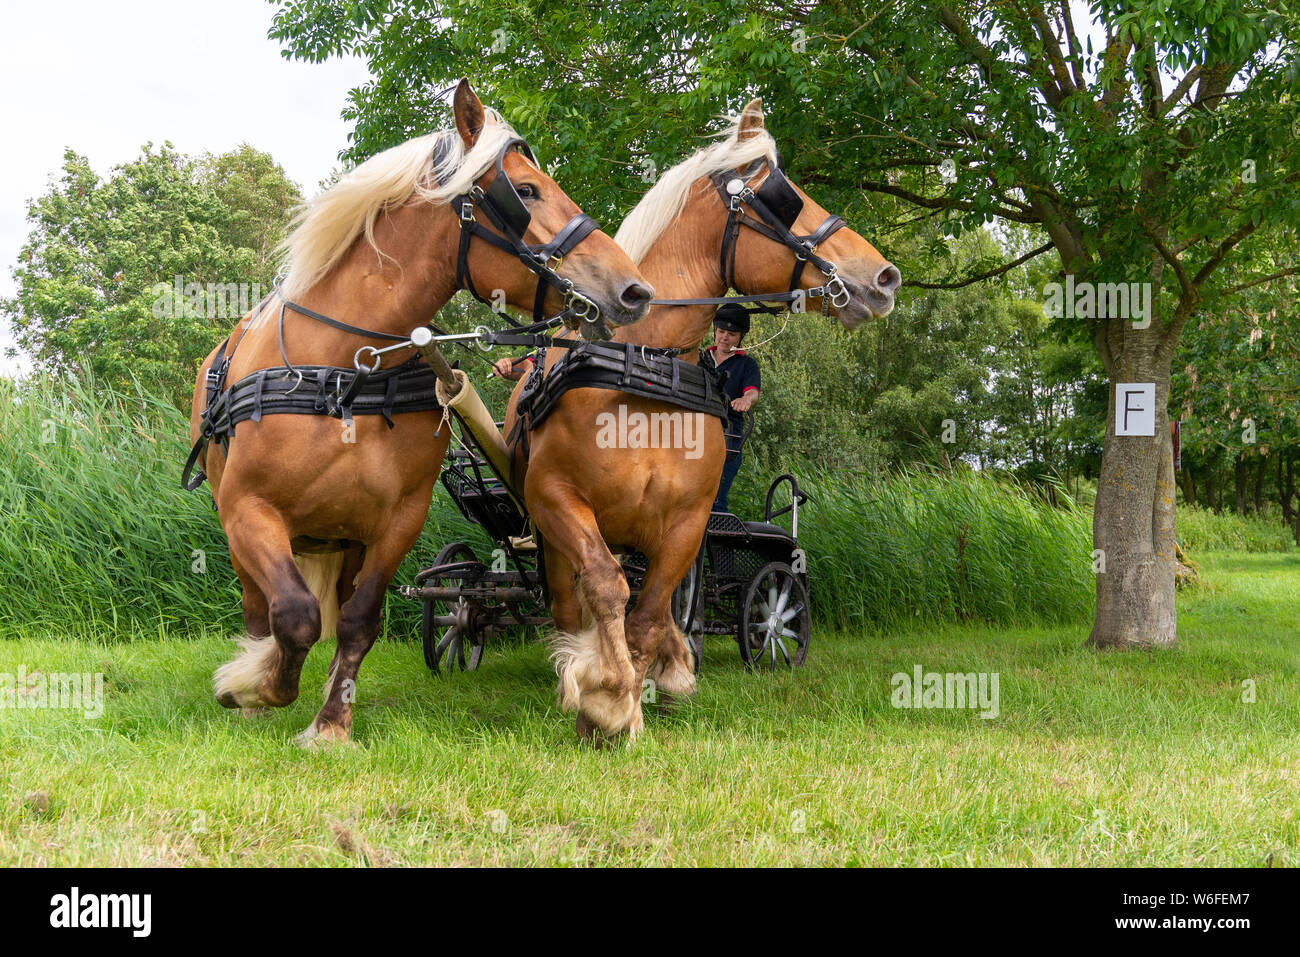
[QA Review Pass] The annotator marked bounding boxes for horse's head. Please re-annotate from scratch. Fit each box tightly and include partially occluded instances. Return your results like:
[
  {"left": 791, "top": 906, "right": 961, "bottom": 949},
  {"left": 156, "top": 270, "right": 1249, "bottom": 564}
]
[
  {"left": 453, "top": 81, "right": 654, "bottom": 338},
  {"left": 724, "top": 99, "right": 900, "bottom": 330}
]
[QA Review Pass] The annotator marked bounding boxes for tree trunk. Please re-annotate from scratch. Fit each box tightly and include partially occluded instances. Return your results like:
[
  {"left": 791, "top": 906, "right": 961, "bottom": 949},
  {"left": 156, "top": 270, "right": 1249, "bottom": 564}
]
[
  {"left": 1234, "top": 455, "right": 1249, "bottom": 515},
  {"left": 1178, "top": 464, "right": 1196, "bottom": 506},
  {"left": 1088, "top": 353, "right": 1178, "bottom": 650},
  {"left": 1252, "top": 454, "right": 1266, "bottom": 514}
]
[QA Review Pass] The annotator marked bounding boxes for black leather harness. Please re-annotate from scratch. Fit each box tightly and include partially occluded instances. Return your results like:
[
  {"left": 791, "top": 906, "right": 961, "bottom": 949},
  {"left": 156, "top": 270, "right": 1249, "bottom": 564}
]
[
  {"left": 181, "top": 345, "right": 443, "bottom": 492},
  {"left": 507, "top": 339, "right": 731, "bottom": 461},
  {"left": 648, "top": 157, "right": 852, "bottom": 315}
]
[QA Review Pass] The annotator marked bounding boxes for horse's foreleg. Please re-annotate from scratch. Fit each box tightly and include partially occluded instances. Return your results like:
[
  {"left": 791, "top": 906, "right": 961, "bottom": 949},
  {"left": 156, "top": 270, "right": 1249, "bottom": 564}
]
[
  {"left": 214, "top": 502, "right": 321, "bottom": 710},
  {"left": 532, "top": 497, "right": 639, "bottom": 741},
  {"left": 231, "top": 552, "right": 270, "bottom": 638},
  {"left": 627, "top": 513, "right": 710, "bottom": 709}
]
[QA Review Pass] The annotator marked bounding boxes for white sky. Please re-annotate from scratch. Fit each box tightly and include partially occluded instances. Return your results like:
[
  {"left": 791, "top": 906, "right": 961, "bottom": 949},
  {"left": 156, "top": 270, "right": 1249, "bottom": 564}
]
[{"left": 0, "top": 0, "right": 371, "bottom": 376}]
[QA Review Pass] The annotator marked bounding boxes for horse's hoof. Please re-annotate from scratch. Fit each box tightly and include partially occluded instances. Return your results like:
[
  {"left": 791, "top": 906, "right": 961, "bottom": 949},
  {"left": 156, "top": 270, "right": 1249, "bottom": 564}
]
[
  {"left": 295, "top": 722, "right": 351, "bottom": 749},
  {"left": 217, "top": 691, "right": 240, "bottom": 709},
  {"left": 575, "top": 711, "right": 607, "bottom": 749}
]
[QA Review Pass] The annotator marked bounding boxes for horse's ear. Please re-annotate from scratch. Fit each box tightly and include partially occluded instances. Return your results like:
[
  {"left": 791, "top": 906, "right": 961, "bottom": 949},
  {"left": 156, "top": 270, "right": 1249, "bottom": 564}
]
[
  {"left": 737, "top": 98, "right": 765, "bottom": 140},
  {"left": 453, "top": 78, "right": 486, "bottom": 148}
]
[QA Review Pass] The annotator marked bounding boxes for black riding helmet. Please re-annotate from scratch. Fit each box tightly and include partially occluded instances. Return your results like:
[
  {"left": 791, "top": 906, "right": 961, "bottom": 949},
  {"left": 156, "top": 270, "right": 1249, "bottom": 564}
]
[{"left": 713, "top": 302, "right": 751, "bottom": 335}]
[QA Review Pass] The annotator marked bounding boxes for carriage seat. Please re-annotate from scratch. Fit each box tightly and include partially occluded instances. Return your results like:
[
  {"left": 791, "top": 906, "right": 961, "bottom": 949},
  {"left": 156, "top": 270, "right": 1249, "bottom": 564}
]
[
  {"left": 706, "top": 511, "right": 791, "bottom": 539},
  {"left": 742, "top": 521, "right": 790, "bottom": 538}
]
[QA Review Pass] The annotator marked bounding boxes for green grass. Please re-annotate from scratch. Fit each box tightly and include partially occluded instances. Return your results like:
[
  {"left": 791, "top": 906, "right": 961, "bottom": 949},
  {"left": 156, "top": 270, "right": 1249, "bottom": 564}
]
[
  {"left": 1, "top": 552, "right": 1295, "bottom": 866},
  {"left": 1173, "top": 503, "right": 1298, "bottom": 553}
]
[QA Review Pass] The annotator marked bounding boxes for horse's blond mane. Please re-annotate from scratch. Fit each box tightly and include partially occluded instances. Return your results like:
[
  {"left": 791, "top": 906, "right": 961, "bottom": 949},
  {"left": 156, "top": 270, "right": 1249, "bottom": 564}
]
[
  {"left": 614, "top": 112, "right": 777, "bottom": 265},
  {"left": 278, "top": 110, "right": 521, "bottom": 298}
]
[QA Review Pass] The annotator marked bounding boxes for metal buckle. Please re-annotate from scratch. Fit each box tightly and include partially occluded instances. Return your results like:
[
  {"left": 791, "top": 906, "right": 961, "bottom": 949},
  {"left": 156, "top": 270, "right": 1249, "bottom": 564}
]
[
  {"left": 460, "top": 199, "right": 476, "bottom": 223},
  {"left": 547, "top": 252, "right": 563, "bottom": 272}
]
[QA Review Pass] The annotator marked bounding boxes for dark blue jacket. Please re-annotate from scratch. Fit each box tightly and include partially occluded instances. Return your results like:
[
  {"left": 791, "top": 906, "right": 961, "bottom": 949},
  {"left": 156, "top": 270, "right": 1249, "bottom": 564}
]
[{"left": 702, "top": 347, "right": 761, "bottom": 453}]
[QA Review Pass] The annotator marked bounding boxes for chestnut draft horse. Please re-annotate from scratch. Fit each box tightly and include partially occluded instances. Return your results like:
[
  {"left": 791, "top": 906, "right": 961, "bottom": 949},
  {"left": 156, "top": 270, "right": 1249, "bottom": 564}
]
[
  {"left": 505, "top": 99, "right": 899, "bottom": 742},
  {"left": 190, "top": 80, "right": 652, "bottom": 745}
]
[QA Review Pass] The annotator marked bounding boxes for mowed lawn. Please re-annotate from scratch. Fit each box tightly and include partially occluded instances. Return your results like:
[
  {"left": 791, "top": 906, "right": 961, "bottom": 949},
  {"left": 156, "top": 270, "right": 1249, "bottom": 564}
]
[{"left": 1, "top": 552, "right": 1296, "bottom": 867}]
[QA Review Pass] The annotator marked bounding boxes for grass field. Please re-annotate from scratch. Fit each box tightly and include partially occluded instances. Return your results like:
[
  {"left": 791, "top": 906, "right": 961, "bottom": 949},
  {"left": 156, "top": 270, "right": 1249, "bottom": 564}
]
[{"left": 1, "top": 552, "right": 1296, "bottom": 866}]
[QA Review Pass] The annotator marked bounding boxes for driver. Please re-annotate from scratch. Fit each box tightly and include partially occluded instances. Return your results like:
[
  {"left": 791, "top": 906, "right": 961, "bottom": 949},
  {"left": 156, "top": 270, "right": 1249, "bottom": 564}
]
[{"left": 701, "top": 302, "right": 761, "bottom": 513}]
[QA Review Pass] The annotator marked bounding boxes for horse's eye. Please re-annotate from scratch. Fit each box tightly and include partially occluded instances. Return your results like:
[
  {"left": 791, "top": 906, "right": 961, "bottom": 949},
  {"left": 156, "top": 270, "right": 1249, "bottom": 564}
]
[{"left": 517, "top": 184, "right": 538, "bottom": 200}]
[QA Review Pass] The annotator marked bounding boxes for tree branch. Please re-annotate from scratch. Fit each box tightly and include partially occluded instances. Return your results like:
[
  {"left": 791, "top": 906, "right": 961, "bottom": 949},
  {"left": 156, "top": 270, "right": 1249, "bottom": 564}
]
[
  {"left": 1159, "top": 65, "right": 1203, "bottom": 117},
  {"left": 859, "top": 180, "right": 1042, "bottom": 224},
  {"left": 904, "top": 241, "right": 1053, "bottom": 289},
  {"left": 1141, "top": 217, "right": 1193, "bottom": 299},
  {"left": 1223, "top": 266, "right": 1300, "bottom": 295}
]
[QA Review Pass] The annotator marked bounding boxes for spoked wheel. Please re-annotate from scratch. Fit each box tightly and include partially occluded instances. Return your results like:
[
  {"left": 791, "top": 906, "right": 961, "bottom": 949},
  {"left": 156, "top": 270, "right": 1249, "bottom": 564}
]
[
  {"left": 421, "top": 543, "right": 488, "bottom": 674},
  {"left": 738, "top": 562, "right": 810, "bottom": 670},
  {"left": 430, "top": 598, "right": 485, "bottom": 673}
]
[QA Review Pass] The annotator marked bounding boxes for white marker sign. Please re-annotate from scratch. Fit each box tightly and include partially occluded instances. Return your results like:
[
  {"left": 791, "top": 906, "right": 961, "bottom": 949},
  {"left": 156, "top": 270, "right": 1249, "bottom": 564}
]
[{"left": 1115, "top": 383, "right": 1156, "bottom": 436}]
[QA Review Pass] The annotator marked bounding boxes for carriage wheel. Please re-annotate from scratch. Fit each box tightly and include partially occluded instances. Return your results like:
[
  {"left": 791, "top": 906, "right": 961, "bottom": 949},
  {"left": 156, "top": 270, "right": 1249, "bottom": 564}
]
[
  {"left": 738, "top": 562, "right": 810, "bottom": 670},
  {"left": 421, "top": 543, "right": 488, "bottom": 674}
]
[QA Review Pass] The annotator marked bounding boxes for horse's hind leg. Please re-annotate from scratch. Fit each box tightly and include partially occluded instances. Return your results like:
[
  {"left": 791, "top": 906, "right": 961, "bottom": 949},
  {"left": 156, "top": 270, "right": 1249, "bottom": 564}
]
[
  {"left": 296, "top": 525, "right": 420, "bottom": 746},
  {"left": 214, "top": 502, "right": 322, "bottom": 710}
]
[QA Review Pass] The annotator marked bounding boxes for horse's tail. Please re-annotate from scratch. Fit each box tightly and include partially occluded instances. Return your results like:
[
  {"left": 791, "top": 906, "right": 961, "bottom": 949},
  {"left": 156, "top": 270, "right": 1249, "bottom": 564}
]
[{"left": 296, "top": 552, "right": 345, "bottom": 641}]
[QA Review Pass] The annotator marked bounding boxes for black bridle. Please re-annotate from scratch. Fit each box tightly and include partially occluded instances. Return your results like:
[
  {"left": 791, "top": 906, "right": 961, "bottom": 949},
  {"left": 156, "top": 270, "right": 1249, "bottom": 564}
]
[
  {"left": 649, "top": 157, "right": 853, "bottom": 315},
  {"left": 449, "top": 137, "right": 604, "bottom": 328},
  {"left": 272, "top": 135, "right": 610, "bottom": 360}
]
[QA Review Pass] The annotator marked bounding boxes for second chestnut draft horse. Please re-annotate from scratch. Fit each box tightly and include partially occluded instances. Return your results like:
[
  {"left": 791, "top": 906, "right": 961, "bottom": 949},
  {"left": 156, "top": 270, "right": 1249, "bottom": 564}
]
[
  {"left": 189, "top": 80, "right": 652, "bottom": 745},
  {"left": 505, "top": 99, "right": 900, "bottom": 742}
]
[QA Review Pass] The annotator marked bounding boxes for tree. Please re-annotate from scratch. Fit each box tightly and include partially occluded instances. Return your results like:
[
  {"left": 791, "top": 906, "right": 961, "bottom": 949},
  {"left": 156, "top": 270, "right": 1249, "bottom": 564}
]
[
  {"left": 1172, "top": 224, "right": 1300, "bottom": 536},
  {"left": 269, "top": 0, "right": 1300, "bottom": 647},
  {"left": 3, "top": 143, "right": 300, "bottom": 408}
]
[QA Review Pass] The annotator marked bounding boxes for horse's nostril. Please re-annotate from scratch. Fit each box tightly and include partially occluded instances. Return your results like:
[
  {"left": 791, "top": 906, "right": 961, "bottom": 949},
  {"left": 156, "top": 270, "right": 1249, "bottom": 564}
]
[
  {"left": 875, "top": 264, "right": 901, "bottom": 293},
  {"left": 620, "top": 281, "right": 654, "bottom": 309}
]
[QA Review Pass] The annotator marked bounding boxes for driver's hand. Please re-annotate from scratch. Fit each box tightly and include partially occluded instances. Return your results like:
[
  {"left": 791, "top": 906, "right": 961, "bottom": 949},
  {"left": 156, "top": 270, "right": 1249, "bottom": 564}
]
[{"left": 493, "top": 357, "right": 516, "bottom": 379}]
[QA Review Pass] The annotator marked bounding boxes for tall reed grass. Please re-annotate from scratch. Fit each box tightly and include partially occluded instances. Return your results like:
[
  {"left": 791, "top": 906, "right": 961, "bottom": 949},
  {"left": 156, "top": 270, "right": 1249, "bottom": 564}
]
[
  {"left": 728, "top": 464, "right": 1096, "bottom": 629},
  {"left": 0, "top": 375, "right": 479, "bottom": 638},
  {"left": 4, "top": 375, "right": 1286, "bottom": 640}
]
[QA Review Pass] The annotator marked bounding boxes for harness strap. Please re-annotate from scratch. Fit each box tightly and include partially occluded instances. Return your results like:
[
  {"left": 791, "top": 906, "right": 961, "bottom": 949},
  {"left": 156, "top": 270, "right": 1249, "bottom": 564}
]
[{"left": 280, "top": 293, "right": 410, "bottom": 343}]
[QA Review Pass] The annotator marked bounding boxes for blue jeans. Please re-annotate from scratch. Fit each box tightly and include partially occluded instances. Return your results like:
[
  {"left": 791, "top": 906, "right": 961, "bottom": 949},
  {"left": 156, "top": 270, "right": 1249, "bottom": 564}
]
[{"left": 713, "top": 451, "right": 742, "bottom": 513}]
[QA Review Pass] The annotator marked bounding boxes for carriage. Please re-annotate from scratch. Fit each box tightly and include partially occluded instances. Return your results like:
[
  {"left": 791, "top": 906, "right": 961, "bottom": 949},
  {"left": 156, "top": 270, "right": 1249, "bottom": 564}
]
[{"left": 398, "top": 410, "right": 812, "bottom": 675}]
